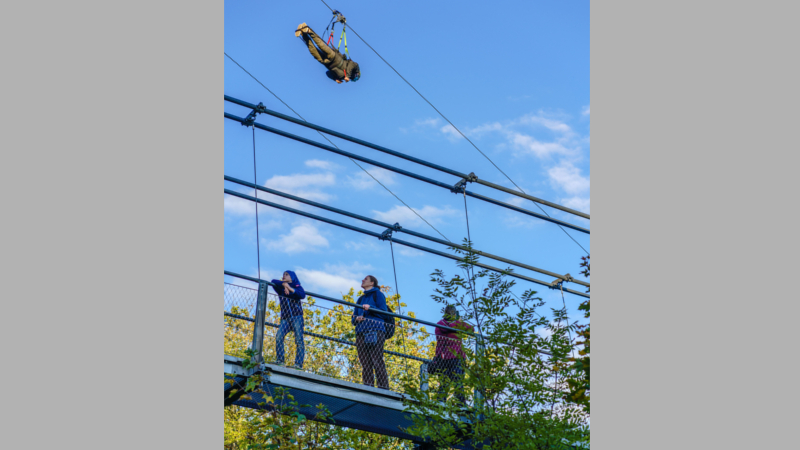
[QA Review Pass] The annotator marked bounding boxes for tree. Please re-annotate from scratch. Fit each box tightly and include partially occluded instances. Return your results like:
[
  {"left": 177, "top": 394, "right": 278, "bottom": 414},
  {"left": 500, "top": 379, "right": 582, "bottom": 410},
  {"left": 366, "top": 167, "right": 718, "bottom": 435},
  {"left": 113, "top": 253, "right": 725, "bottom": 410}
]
[
  {"left": 399, "top": 240, "right": 590, "bottom": 449},
  {"left": 565, "top": 256, "right": 589, "bottom": 414}
]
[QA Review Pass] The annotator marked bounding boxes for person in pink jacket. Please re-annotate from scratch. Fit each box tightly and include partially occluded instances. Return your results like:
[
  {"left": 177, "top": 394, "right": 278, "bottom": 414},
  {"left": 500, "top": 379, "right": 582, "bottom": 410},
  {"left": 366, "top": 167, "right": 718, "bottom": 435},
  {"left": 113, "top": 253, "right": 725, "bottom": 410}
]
[{"left": 432, "top": 305, "right": 474, "bottom": 405}]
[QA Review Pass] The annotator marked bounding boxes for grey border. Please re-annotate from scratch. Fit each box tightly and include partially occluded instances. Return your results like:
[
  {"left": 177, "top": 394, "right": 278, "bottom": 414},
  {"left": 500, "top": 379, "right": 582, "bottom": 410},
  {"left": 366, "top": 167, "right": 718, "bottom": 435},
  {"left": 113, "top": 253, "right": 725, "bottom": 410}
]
[
  {"left": 3, "top": 1, "right": 220, "bottom": 448},
  {"left": 594, "top": 1, "right": 797, "bottom": 449}
]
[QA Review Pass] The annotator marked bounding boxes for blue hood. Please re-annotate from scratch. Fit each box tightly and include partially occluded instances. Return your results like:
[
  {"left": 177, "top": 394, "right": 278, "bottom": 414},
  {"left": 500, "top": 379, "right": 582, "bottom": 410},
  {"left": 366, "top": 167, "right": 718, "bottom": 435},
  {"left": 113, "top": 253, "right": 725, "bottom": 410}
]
[{"left": 285, "top": 270, "right": 301, "bottom": 286}]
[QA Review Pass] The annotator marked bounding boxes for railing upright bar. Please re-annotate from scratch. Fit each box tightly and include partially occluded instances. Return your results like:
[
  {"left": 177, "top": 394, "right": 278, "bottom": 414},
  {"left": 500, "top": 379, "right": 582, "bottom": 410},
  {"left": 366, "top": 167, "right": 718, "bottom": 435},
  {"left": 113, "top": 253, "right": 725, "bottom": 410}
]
[{"left": 250, "top": 280, "right": 268, "bottom": 364}]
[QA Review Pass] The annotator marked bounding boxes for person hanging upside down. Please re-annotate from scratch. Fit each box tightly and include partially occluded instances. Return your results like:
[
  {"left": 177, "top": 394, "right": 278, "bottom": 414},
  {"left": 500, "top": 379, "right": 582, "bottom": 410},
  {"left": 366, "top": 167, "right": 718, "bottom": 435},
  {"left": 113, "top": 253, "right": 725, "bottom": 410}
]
[{"left": 295, "top": 23, "right": 360, "bottom": 84}]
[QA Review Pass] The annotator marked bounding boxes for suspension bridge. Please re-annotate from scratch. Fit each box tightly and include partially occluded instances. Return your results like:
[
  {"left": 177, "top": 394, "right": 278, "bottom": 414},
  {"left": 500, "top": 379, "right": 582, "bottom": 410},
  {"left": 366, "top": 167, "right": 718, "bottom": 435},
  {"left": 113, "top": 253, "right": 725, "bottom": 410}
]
[
  {"left": 225, "top": 7, "right": 588, "bottom": 448},
  {"left": 224, "top": 94, "right": 590, "bottom": 448}
]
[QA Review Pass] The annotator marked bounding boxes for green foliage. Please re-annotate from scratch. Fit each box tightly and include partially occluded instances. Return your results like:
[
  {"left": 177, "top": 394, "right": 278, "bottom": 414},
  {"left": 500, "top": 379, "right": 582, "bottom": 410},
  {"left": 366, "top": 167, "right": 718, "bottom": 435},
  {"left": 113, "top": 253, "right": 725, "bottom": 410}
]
[
  {"left": 225, "top": 352, "right": 337, "bottom": 449},
  {"left": 399, "top": 240, "right": 590, "bottom": 449},
  {"left": 565, "top": 256, "right": 590, "bottom": 414},
  {"left": 225, "top": 288, "right": 422, "bottom": 449},
  {"left": 224, "top": 250, "right": 590, "bottom": 449}
]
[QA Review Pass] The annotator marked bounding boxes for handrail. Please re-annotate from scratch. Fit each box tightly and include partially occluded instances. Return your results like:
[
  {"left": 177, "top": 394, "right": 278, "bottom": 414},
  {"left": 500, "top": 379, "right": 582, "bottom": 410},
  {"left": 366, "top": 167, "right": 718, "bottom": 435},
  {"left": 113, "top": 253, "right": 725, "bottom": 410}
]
[
  {"left": 225, "top": 175, "right": 588, "bottom": 288},
  {"left": 224, "top": 112, "right": 589, "bottom": 235},
  {"left": 223, "top": 190, "right": 589, "bottom": 299},
  {"left": 224, "top": 270, "right": 555, "bottom": 358},
  {"left": 225, "top": 95, "right": 589, "bottom": 220},
  {"left": 224, "top": 311, "right": 433, "bottom": 363},
  {"left": 225, "top": 270, "right": 476, "bottom": 336}
]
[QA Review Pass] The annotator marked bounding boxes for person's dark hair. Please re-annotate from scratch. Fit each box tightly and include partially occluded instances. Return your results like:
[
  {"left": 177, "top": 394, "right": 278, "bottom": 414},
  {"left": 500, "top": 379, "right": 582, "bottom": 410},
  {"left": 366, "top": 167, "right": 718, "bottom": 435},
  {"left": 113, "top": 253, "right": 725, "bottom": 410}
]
[
  {"left": 444, "top": 305, "right": 458, "bottom": 319},
  {"left": 366, "top": 275, "right": 379, "bottom": 288}
]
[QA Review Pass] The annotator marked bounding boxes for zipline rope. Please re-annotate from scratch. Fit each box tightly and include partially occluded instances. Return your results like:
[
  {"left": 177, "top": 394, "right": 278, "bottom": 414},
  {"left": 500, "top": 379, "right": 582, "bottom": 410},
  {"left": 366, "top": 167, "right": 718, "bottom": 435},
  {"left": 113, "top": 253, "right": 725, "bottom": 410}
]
[
  {"left": 316, "top": 0, "right": 588, "bottom": 256},
  {"left": 224, "top": 52, "right": 453, "bottom": 245}
]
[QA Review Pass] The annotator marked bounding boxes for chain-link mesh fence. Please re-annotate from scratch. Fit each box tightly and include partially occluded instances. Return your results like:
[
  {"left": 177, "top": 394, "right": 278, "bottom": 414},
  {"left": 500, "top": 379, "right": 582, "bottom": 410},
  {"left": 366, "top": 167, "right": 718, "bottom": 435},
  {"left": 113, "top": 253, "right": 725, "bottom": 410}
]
[{"left": 224, "top": 282, "right": 476, "bottom": 403}]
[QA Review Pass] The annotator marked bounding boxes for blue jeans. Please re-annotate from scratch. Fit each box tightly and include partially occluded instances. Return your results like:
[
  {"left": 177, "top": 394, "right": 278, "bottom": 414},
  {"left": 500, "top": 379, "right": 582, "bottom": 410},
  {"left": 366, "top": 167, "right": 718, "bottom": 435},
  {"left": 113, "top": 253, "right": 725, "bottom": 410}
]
[{"left": 275, "top": 315, "right": 305, "bottom": 368}]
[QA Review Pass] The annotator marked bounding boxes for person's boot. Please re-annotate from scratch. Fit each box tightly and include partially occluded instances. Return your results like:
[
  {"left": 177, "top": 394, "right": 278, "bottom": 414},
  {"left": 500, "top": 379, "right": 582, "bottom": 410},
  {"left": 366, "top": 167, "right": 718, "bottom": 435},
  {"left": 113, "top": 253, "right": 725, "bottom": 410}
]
[{"left": 295, "top": 22, "right": 309, "bottom": 37}]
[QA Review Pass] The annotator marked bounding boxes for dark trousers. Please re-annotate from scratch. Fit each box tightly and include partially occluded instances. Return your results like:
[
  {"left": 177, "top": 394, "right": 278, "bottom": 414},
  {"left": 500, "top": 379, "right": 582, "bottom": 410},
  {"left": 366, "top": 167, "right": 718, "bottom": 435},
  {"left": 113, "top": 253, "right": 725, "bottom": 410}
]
[
  {"left": 436, "top": 358, "right": 466, "bottom": 405},
  {"left": 302, "top": 28, "right": 336, "bottom": 65},
  {"left": 356, "top": 331, "right": 389, "bottom": 389}
]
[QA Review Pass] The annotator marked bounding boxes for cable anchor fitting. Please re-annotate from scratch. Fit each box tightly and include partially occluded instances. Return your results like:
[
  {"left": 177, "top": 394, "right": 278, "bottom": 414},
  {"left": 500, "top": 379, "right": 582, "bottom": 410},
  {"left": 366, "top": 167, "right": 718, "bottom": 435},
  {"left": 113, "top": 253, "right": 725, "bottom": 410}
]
[
  {"left": 379, "top": 222, "right": 402, "bottom": 241},
  {"left": 549, "top": 273, "right": 573, "bottom": 290},
  {"left": 450, "top": 172, "right": 478, "bottom": 194},
  {"left": 332, "top": 10, "right": 346, "bottom": 24},
  {"left": 242, "top": 102, "right": 267, "bottom": 127}
]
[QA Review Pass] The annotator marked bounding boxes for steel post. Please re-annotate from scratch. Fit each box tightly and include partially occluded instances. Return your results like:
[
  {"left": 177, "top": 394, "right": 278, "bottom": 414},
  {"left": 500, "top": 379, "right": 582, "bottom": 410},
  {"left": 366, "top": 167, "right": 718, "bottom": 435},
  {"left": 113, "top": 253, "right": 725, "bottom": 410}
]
[{"left": 250, "top": 280, "right": 268, "bottom": 364}]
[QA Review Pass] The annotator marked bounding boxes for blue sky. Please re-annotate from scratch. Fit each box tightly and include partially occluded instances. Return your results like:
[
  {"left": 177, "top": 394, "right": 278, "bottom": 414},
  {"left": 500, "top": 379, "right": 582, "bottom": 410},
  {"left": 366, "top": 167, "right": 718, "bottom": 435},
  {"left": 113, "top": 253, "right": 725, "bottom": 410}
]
[{"left": 224, "top": 0, "right": 590, "bottom": 329}]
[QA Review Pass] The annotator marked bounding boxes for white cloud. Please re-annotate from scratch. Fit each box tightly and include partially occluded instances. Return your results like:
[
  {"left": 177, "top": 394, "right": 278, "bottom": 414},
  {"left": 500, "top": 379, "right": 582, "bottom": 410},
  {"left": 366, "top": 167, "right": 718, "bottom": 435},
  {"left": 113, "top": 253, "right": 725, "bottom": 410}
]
[
  {"left": 502, "top": 213, "right": 546, "bottom": 229},
  {"left": 295, "top": 262, "right": 375, "bottom": 296},
  {"left": 416, "top": 117, "right": 440, "bottom": 127},
  {"left": 509, "top": 132, "right": 573, "bottom": 159},
  {"left": 547, "top": 161, "right": 590, "bottom": 195},
  {"left": 344, "top": 239, "right": 380, "bottom": 252},
  {"left": 582, "top": 105, "right": 590, "bottom": 116},
  {"left": 561, "top": 196, "right": 590, "bottom": 214},
  {"left": 295, "top": 269, "right": 358, "bottom": 296},
  {"left": 347, "top": 167, "right": 397, "bottom": 190},
  {"left": 265, "top": 223, "right": 329, "bottom": 254},
  {"left": 465, "top": 122, "right": 503, "bottom": 138},
  {"left": 517, "top": 114, "right": 572, "bottom": 134},
  {"left": 304, "top": 159, "right": 339, "bottom": 170},
  {"left": 401, "top": 117, "right": 442, "bottom": 134},
  {"left": 266, "top": 172, "right": 335, "bottom": 192},
  {"left": 440, "top": 124, "right": 462, "bottom": 142},
  {"left": 506, "top": 196, "right": 527, "bottom": 207},
  {"left": 398, "top": 247, "right": 425, "bottom": 257},
  {"left": 264, "top": 172, "right": 336, "bottom": 202},
  {"left": 224, "top": 190, "right": 256, "bottom": 216},
  {"left": 372, "top": 204, "right": 458, "bottom": 227}
]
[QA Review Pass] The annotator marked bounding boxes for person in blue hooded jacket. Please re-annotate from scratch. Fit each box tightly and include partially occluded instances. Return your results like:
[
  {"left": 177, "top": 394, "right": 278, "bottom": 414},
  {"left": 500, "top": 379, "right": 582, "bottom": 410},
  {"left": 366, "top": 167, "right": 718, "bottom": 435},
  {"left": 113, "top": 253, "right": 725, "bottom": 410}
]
[
  {"left": 351, "top": 275, "right": 389, "bottom": 389},
  {"left": 270, "top": 270, "right": 306, "bottom": 368}
]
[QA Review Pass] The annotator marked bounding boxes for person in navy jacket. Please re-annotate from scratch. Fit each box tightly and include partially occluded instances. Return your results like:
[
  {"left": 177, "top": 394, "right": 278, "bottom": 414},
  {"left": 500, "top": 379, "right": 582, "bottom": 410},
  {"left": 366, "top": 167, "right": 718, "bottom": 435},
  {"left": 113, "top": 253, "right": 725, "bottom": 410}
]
[
  {"left": 270, "top": 270, "right": 306, "bottom": 368},
  {"left": 351, "top": 275, "right": 389, "bottom": 389}
]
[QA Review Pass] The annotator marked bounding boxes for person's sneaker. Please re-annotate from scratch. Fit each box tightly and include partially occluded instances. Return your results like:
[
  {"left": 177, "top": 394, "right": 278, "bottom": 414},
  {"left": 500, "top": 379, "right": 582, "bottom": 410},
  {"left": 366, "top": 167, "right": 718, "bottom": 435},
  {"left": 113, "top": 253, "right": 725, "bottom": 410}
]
[{"left": 295, "top": 23, "right": 310, "bottom": 37}]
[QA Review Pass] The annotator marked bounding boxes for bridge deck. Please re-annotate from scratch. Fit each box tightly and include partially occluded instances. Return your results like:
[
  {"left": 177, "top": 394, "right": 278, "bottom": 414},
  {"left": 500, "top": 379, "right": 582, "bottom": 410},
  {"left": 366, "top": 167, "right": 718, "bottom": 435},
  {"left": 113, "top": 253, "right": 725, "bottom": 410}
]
[{"left": 224, "top": 355, "right": 476, "bottom": 448}]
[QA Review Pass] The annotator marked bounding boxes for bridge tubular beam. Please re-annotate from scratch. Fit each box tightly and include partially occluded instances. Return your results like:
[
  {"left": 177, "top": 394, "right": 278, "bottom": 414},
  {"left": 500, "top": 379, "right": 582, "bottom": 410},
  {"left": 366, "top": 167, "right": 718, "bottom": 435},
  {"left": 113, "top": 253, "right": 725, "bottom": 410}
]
[
  {"left": 224, "top": 175, "right": 588, "bottom": 288},
  {"left": 224, "top": 95, "right": 589, "bottom": 220},
  {"left": 224, "top": 112, "right": 589, "bottom": 235},
  {"left": 223, "top": 189, "right": 589, "bottom": 299}
]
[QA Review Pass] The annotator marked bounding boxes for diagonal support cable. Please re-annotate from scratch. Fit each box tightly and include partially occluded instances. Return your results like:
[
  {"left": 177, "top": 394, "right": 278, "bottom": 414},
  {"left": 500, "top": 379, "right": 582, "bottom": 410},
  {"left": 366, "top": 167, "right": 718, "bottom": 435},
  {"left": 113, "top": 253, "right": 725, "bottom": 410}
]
[
  {"left": 223, "top": 188, "right": 589, "bottom": 299},
  {"left": 224, "top": 53, "right": 453, "bottom": 243},
  {"left": 224, "top": 113, "right": 589, "bottom": 235},
  {"left": 225, "top": 175, "right": 588, "bottom": 288},
  {"left": 314, "top": 0, "right": 590, "bottom": 255}
]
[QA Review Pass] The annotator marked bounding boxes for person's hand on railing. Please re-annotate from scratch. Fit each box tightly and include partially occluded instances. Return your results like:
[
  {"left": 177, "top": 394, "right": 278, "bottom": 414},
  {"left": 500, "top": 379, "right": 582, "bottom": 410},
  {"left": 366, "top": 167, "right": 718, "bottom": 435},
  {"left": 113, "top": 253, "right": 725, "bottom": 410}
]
[{"left": 355, "top": 304, "right": 370, "bottom": 322}]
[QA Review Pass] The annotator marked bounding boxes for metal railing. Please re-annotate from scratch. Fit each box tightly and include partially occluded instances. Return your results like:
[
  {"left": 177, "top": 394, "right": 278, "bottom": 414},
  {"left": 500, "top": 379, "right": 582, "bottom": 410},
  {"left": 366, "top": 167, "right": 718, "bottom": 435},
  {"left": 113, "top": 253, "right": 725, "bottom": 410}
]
[{"left": 224, "top": 277, "right": 477, "bottom": 401}]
